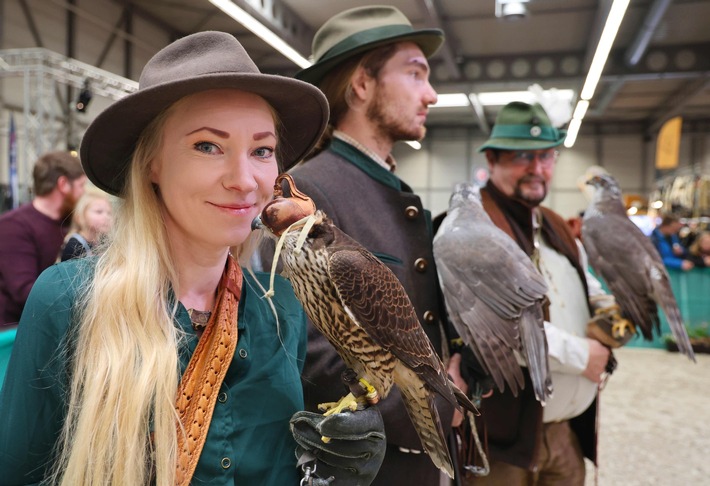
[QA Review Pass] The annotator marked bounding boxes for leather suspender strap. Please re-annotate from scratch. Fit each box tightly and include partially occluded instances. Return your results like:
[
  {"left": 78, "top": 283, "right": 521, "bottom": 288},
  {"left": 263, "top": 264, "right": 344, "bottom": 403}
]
[{"left": 175, "top": 255, "right": 243, "bottom": 485}]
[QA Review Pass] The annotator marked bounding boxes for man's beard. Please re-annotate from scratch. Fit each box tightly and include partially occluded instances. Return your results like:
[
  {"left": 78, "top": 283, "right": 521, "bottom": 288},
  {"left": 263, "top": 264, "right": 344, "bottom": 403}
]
[
  {"left": 513, "top": 175, "right": 547, "bottom": 207},
  {"left": 59, "top": 192, "right": 79, "bottom": 220},
  {"left": 366, "top": 87, "right": 425, "bottom": 142}
]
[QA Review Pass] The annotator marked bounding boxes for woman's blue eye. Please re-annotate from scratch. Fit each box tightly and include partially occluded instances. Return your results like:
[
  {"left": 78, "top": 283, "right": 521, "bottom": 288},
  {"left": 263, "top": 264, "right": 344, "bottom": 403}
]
[
  {"left": 194, "top": 141, "right": 219, "bottom": 154},
  {"left": 253, "top": 147, "right": 274, "bottom": 159}
]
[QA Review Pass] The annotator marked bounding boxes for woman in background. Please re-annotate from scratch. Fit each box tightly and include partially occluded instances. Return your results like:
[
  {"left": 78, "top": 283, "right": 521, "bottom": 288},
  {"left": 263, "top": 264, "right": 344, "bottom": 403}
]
[{"left": 60, "top": 188, "right": 113, "bottom": 261}]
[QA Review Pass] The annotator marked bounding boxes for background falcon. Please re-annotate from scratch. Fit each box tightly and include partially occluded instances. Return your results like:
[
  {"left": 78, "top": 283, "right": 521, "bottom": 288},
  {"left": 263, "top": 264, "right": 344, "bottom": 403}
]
[
  {"left": 582, "top": 174, "right": 695, "bottom": 361},
  {"left": 253, "top": 175, "right": 476, "bottom": 479},
  {"left": 433, "top": 183, "right": 553, "bottom": 404}
]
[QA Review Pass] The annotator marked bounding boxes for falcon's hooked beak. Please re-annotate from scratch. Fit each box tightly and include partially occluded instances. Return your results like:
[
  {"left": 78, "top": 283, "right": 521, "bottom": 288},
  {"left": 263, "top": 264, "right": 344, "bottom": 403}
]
[{"left": 253, "top": 174, "right": 316, "bottom": 236}]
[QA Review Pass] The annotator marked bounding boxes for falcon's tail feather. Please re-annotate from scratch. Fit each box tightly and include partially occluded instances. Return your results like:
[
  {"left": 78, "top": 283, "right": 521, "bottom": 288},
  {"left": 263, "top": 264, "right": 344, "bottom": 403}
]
[
  {"left": 452, "top": 381, "right": 479, "bottom": 415},
  {"left": 396, "top": 366, "right": 455, "bottom": 478},
  {"left": 654, "top": 273, "right": 696, "bottom": 361}
]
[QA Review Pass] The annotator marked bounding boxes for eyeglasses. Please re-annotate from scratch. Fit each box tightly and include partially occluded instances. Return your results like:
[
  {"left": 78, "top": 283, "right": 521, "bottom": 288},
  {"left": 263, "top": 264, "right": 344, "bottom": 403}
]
[{"left": 504, "top": 150, "right": 559, "bottom": 168}]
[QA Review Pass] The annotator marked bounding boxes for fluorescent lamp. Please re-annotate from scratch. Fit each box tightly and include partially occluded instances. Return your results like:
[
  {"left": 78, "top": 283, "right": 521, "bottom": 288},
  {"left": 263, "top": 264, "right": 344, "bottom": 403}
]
[
  {"left": 405, "top": 140, "right": 422, "bottom": 150},
  {"left": 564, "top": 118, "right": 582, "bottom": 148},
  {"left": 209, "top": 0, "right": 312, "bottom": 68},
  {"left": 580, "top": 0, "right": 630, "bottom": 100},
  {"left": 572, "top": 100, "right": 589, "bottom": 120},
  {"left": 432, "top": 89, "right": 575, "bottom": 108},
  {"left": 432, "top": 93, "right": 470, "bottom": 108}
]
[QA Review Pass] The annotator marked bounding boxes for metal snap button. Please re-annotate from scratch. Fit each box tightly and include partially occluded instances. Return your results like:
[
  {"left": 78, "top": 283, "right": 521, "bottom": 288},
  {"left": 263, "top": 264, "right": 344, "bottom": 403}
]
[
  {"left": 405, "top": 206, "right": 419, "bottom": 219},
  {"left": 218, "top": 392, "right": 228, "bottom": 403},
  {"left": 414, "top": 258, "right": 428, "bottom": 272},
  {"left": 221, "top": 457, "right": 231, "bottom": 469},
  {"left": 239, "top": 348, "right": 248, "bottom": 359}
]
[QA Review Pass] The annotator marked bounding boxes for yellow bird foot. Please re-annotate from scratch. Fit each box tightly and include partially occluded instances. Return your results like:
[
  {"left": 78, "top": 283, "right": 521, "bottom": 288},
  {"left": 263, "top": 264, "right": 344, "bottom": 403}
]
[
  {"left": 318, "top": 392, "right": 359, "bottom": 416},
  {"left": 611, "top": 316, "right": 636, "bottom": 338}
]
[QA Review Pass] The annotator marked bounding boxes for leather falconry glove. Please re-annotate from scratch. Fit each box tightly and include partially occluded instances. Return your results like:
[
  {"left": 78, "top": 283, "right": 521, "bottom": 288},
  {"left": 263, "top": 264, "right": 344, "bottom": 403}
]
[
  {"left": 290, "top": 407, "right": 386, "bottom": 486},
  {"left": 586, "top": 303, "right": 636, "bottom": 349}
]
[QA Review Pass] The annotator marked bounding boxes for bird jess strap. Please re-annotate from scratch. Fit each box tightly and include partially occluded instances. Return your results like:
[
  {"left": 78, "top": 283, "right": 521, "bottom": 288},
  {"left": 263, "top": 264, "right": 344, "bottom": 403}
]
[{"left": 174, "top": 255, "right": 242, "bottom": 486}]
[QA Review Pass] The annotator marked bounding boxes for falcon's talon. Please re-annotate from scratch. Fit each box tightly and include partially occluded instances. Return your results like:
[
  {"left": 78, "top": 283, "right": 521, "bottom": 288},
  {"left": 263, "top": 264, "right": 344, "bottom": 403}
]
[
  {"left": 611, "top": 318, "right": 636, "bottom": 338},
  {"left": 318, "top": 393, "right": 359, "bottom": 416}
]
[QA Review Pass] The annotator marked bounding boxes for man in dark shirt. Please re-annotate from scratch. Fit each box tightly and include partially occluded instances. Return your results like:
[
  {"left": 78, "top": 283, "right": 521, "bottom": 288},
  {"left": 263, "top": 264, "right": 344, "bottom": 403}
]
[{"left": 0, "top": 151, "right": 86, "bottom": 326}]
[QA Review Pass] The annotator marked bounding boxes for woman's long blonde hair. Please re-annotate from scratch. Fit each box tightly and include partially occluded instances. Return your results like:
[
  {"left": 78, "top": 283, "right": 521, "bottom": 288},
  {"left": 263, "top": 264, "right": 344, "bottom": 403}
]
[{"left": 54, "top": 106, "right": 182, "bottom": 486}]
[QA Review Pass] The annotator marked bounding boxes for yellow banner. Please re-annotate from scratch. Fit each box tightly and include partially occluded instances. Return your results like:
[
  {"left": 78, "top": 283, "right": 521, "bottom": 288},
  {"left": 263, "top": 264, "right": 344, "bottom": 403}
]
[{"left": 655, "top": 116, "right": 682, "bottom": 169}]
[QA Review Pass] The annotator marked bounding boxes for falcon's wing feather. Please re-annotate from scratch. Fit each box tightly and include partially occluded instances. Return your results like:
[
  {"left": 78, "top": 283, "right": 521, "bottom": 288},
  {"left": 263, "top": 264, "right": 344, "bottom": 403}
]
[
  {"left": 436, "top": 260, "right": 525, "bottom": 395},
  {"left": 435, "top": 212, "right": 547, "bottom": 320},
  {"left": 518, "top": 305, "right": 552, "bottom": 404},
  {"left": 325, "top": 237, "right": 457, "bottom": 406}
]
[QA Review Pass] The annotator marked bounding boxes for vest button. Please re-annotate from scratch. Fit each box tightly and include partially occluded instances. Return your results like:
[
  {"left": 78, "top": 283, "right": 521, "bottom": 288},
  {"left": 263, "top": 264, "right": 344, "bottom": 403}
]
[
  {"left": 414, "top": 258, "right": 428, "bottom": 272},
  {"left": 423, "top": 310, "right": 435, "bottom": 323},
  {"left": 218, "top": 392, "right": 228, "bottom": 403},
  {"left": 239, "top": 348, "right": 248, "bottom": 359},
  {"left": 405, "top": 206, "right": 419, "bottom": 219},
  {"left": 221, "top": 457, "right": 231, "bottom": 469}
]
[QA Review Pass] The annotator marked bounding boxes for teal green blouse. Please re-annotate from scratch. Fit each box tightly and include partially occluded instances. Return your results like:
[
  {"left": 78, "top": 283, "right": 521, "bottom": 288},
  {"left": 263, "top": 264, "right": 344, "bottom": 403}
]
[{"left": 0, "top": 258, "right": 307, "bottom": 485}]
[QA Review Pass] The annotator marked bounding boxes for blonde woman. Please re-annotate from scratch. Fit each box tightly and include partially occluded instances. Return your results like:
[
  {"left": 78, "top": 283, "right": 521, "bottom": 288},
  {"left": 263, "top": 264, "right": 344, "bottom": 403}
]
[
  {"left": 60, "top": 188, "right": 113, "bottom": 261},
  {"left": 0, "top": 32, "right": 384, "bottom": 486}
]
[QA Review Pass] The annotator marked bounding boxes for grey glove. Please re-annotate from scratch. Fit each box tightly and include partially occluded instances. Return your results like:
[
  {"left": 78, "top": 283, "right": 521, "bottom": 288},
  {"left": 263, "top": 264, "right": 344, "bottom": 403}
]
[{"left": 290, "top": 407, "right": 386, "bottom": 486}]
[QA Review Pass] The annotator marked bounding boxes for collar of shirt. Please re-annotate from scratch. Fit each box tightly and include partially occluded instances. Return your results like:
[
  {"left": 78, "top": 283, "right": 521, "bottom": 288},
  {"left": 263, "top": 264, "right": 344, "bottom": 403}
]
[{"left": 333, "top": 130, "right": 397, "bottom": 172}]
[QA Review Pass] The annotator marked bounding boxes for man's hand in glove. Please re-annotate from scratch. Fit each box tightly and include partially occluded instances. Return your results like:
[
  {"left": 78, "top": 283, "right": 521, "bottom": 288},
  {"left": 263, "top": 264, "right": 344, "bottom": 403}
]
[{"left": 290, "top": 407, "right": 386, "bottom": 486}]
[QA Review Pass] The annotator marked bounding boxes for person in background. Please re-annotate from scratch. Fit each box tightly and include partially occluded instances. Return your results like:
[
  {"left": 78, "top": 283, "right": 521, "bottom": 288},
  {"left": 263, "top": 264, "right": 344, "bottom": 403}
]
[
  {"left": 283, "top": 5, "right": 461, "bottom": 485},
  {"left": 474, "top": 101, "right": 618, "bottom": 485},
  {"left": 0, "top": 31, "right": 385, "bottom": 486},
  {"left": 60, "top": 188, "right": 113, "bottom": 261},
  {"left": 0, "top": 151, "right": 86, "bottom": 326},
  {"left": 650, "top": 214, "right": 694, "bottom": 271},
  {"left": 687, "top": 230, "right": 710, "bottom": 267}
]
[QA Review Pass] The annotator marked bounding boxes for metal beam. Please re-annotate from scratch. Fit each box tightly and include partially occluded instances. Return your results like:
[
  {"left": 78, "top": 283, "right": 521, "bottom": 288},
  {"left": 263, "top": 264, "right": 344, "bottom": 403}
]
[
  {"left": 95, "top": 9, "right": 130, "bottom": 69},
  {"left": 416, "top": 0, "right": 461, "bottom": 80},
  {"left": 646, "top": 77, "right": 710, "bottom": 134},
  {"left": 18, "top": 0, "right": 44, "bottom": 47},
  {"left": 624, "top": 0, "right": 672, "bottom": 67},
  {"left": 46, "top": 0, "right": 157, "bottom": 54},
  {"left": 227, "top": 0, "right": 314, "bottom": 56}
]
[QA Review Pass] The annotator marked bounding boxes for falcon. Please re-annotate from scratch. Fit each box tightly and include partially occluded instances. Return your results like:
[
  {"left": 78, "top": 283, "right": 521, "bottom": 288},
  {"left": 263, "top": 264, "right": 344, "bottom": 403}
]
[
  {"left": 433, "top": 182, "right": 553, "bottom": 404},
  {"left": 252, "top": 174, "right": 477, "bottom": 479},
  {"left": 582, "top": 174, "right": 695, "bottom": 361}
]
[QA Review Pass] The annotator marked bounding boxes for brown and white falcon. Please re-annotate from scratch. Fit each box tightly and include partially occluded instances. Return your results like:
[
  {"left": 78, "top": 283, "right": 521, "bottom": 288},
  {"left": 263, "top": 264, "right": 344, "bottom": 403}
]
[
  {"left": 582, "top": 174, "right": 695, "bottom": 361},
  {"left": 433, "top": 182, "right": 552, "bottom": 404},
  {"left": 252, "top": 174, "right": 477, "bottom": 479}
]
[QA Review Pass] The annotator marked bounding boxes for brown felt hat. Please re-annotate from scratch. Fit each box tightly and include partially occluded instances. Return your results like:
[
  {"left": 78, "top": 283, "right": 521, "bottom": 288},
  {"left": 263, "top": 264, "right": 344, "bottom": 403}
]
[
  {"left": 80, "top": 31, "right": 329, "bottom": 197},
  {"left": 296, "top": 5, "right": 444, "bottom": 86}
]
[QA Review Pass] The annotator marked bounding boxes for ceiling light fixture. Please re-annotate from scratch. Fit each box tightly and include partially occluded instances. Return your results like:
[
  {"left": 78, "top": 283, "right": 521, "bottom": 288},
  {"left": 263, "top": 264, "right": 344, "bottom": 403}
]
[
  {"left": 495, "top": 0, "right": 530, "bottom": 21},
  {"left": 209, "top": 0, "right": 311, "bottom": 68},
  {"left": 432, "top": 89, "right": 575, "bottom": 108},
  {"left": 566, "top": 0, "right": 630, "bottom": 147}
]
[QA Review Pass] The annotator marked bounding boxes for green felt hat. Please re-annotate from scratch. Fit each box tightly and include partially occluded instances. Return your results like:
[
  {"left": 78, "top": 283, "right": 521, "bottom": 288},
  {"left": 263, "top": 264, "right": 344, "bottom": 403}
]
[
  {"left": 296, "top": 5, "right": 444, "bottom": 86},
  {"left": 478, "top": 101, "right": 567, "bottom": 152}
]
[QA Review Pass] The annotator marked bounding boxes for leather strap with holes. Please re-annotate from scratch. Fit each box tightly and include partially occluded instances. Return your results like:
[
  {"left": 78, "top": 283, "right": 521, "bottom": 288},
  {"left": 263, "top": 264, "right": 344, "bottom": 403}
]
[{"left": 174, "top": 255, "right": 242, "bottom": 486}]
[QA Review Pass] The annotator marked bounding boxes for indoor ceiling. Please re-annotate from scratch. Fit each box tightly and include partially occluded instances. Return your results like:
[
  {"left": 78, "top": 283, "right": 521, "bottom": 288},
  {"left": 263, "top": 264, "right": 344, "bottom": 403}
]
[{"left": 109, "top": 0, "right": 710, "bottom": 137}]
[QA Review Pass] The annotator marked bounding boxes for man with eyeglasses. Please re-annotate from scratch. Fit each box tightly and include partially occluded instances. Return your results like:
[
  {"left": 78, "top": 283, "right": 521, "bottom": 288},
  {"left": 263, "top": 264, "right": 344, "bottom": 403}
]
[{"left": 471, "top": 101, "right": 618, "bottom": 485}]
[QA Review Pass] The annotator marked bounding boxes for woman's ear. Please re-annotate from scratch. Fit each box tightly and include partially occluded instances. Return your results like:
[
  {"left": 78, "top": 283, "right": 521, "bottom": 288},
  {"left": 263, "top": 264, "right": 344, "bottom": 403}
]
[{"left": 148, "top": 157, "right": 160, "bottom": 184}]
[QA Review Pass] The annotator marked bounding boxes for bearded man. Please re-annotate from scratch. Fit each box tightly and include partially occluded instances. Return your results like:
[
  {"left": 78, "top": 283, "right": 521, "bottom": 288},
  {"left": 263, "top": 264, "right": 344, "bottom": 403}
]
[
  {"left": 474, "top": 101, "right": 615, "bottom": 485},
  {"left": 0, "top": 151, "right": 86, "bottom": 326},
  {"left": 283, "top": 6, "right": 463, "bottom": 485}
]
